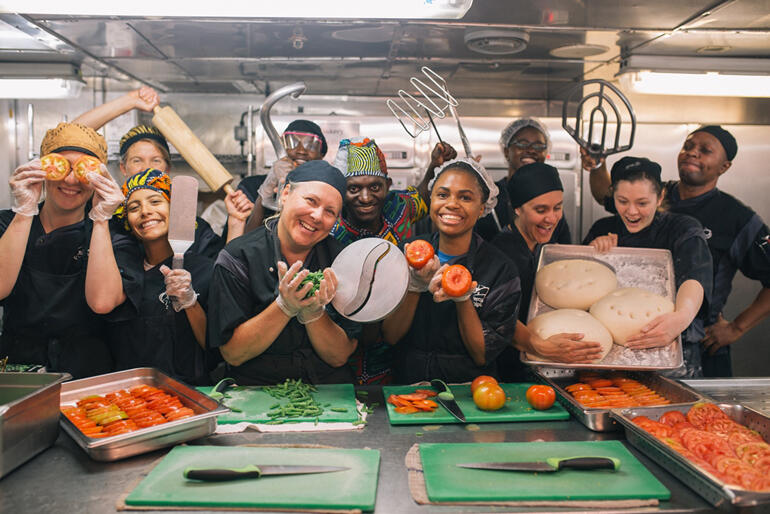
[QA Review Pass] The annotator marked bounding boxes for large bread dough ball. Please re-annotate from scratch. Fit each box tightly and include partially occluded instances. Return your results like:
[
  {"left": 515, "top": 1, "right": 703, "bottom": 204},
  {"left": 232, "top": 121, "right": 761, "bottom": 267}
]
[
  {"left": 535, "top": 259, "right": 617, "bottom": 310},
  {"left": 590, "top": 287, "right": 675, "bottom": 345},
  {"left": 526, "top": 309, "right": 614, "bottom": 363}
]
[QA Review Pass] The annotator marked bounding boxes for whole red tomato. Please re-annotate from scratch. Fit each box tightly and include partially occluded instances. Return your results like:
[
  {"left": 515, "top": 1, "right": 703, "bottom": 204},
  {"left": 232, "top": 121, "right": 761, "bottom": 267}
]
[
  {"left": 405, "top": 240, "right": 434, "bottom": 269},
  {"left": 470, "top": 375, "right": 498, "bottom": 394},
  {"left": 473, "top": 384, "right": 506, "bottom": 411},
  {"left": 441, "top": 264, "right": 472, "bottom": 297},
  {"left": 526, "top": 385, "right": 556, "bottom": 410}
]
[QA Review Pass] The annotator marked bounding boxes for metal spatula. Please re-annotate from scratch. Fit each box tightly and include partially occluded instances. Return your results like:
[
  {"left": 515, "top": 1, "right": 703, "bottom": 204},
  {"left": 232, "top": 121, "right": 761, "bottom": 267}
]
[{"left": 168, "top": 175, "right": 199, "bottom": 269}]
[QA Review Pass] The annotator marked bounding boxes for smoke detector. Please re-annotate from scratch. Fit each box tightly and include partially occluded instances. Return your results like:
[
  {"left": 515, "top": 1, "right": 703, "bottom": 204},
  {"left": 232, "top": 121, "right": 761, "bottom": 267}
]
[{"left": 464, "top": 29, "right": 529, "bottom": 55}]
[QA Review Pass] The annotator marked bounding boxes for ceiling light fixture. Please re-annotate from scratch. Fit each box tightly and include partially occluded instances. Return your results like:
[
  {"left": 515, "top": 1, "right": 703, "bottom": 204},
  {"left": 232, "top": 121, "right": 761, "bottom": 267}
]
[
  {"left": 0, "top": 62, "right": 85, "bottom": 99},
  {"left": 1, "top": 0, "right": 473, "bottom": 19},
  {"left": 617, "top": 55, "right": 770, "bottom": 97}
]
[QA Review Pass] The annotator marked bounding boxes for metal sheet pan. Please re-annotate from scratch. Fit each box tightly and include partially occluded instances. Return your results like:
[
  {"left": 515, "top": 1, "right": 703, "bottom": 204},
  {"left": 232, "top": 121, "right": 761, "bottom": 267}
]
[
  {"left": 59, "top": 368, "right": 227, "bottom": 462},
  {"left": 682, "top": 378, "right": 770, "bottom": 416},
  {"left": 611, "top": 403, "right": 770, "bottom": 507},
  {"left": 523, "top": 244, "right": 683, "bottom": 370},
  {"left": 534, "top": 367, "right": 701, "bottom": 432}
]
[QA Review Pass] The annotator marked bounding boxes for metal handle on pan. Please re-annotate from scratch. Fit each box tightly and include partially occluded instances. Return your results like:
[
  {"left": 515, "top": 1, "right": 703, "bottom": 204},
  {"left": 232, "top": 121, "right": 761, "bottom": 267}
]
[
  {"left": 561, "top": 79, "right": 637, "bottom": 164},
  {"left": 258, "top": 81, "right": 307, "bottom": 160}
]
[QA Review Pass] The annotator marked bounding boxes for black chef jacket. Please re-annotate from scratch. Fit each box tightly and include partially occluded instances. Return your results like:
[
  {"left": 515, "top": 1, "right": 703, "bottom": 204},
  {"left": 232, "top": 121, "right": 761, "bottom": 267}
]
[
  {"left": 584, "top": 211, "right": 713, "bottom": 377},
  {"left": 392, "top": 232, "right": 521, "bottom": 384},
  {"left": 110, "top": 215, "right": 222, "bottom": 260},
  {"left": 105, "top": 235, "right": 215, "bottom": 385},
  {"left": 0, "top": 207, "right": 112, "bottom": 378},
  {"left": 475, "top": 177, "right": 572, "bottom": 243},
  {"left": 207, "top": 220, "right": 361, "bottom": 385},
  {"left": 603, "top": 182, "right": 770, "bottom": 376}
]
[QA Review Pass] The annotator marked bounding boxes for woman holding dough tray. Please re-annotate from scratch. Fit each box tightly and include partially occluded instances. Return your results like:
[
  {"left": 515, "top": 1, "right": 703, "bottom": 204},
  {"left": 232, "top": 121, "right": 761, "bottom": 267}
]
[{"left": 584, "top": 156, "right": 713, "bottom": 377}]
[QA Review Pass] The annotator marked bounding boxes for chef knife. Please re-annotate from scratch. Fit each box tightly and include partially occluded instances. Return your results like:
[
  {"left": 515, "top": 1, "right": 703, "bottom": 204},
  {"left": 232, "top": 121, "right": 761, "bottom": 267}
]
[
  {"left": 183, "top": 464, "right": 349, "bottom": 482},
  {"left": 457, "top": 456, "right": 621, "bottom": 473},
  {"left": 168, "top": 175, "right": 199, "bottom": 270},
  {"left": 430, "top": 379, "right": 466, "bottom": 423}
]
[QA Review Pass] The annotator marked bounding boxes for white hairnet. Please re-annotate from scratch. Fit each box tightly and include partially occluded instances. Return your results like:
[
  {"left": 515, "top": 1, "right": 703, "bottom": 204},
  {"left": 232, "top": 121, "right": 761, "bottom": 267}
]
[
  {"left": 499, "top": 117, "right": 551, "bottom": 153},
  {"left": 429, "top": 157, "right": 498, "bottom": 216}
]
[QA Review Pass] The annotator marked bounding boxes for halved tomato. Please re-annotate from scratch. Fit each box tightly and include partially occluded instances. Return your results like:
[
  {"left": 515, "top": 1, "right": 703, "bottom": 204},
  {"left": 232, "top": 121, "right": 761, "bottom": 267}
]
[
  {"left": 72, "top": 155, "right": 103, "bottom": 184},
  {"left": 441, "top": 264, "right": 472, "bottom": 297},
  {"left": 404, "top": 240, "right": 434, "bottom": 269},
  {"left": 41, "top": 153, "right": 70, "bottom": 180}
]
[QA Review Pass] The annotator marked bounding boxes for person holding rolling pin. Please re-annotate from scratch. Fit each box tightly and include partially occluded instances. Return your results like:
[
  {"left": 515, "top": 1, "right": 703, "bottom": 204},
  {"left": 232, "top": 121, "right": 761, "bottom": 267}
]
[
  {"left": 582, "top": 126, "right": 770, "bottom": 377},
  {"left": 72, "top": 87, "right": 254, "bottom": 255},
  {"left": 207, "top": 161, "right": 360, "bottom": 385},
  {"left": 0, "top": 123, "right": 116, "bottom": 377}
]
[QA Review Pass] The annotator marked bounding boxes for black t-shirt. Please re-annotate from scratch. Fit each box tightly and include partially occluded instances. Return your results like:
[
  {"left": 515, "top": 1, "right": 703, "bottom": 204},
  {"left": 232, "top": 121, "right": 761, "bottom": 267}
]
[
  {"left": 207, "top": 220, "right": 361, "bottom": 385},
  {"left": 105, "top": 235, "right": 215, "bottom": 385},
  {"left": 475, "top": 177, "right": 572, "bottom": 244},
  {"left": 490, "top": 225, "right": 540, "bottom": 323},
  {"left": 392, "top": 232, "right": 521, "bottom": 384}
]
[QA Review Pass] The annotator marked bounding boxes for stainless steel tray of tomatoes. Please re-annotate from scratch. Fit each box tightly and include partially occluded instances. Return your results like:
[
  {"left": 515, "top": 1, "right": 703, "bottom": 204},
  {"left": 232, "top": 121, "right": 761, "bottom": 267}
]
[
  {"left": 534, "top": 368, "right": 702, "bottom": 432},
  {"left": 611, "top": 402, "right": 770, "bottom": 507},
  {"left": 59, "top": 368, "right": 228, "bottom": 461}
]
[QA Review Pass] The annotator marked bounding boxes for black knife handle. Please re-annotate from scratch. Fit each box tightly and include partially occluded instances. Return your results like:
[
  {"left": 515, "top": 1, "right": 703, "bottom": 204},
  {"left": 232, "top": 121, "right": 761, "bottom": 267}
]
[
  {"left": 184, "top": 467, "right": 261, "bottom": 481},
  {"left": 555, "top": 457, "right": 619, "bottom": 471}
]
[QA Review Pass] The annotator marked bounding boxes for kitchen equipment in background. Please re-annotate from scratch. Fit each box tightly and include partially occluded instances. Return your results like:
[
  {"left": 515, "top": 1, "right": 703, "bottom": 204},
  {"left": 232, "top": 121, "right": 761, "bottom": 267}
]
[
  {"left": 331, "top": 239, "right": 408, "bottom": 323},
  {"left": 682, "top": 378, "right": 770, "bottom": 416},
  {"left": 457, "top": 456, "right": 620, "bottom": 473},
  {"left": 59, "top": 368, "right": 227, "bottom": 461},
  {"left": 383, "top": 383, "right": 569, "bottom": 425},
  {"left": 0, "top": 372, "right": 70, "bottom": 478},
  {"left": 151, "top": 105, "right": 235, "bottom": 194},
  {"left": 420, "top": 440, "right": 669, "bottom": 502},
  {"left": 562, "top": 79, "right": 636, "bottom": 166},
  {"left": 124, "top": 445, "right": 380, "bottom": 511}
]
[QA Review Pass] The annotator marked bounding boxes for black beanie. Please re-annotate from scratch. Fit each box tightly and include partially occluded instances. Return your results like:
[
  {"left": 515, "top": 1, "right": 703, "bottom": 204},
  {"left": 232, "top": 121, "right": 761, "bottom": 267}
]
[
  {"left": 690, "top": 125, "right": 737, "bottom": 161},
  {"left": 285, "top": 119, "right": 328, "bottom": 156},
  {"left": 285, "top": 160, "right": 345, "bottom": 200},
  {"left": 508, "top": 162, "right": 563, "bottom": 209},
  {"left": 610, "top": 156, "right": 662, "bottom": 186}
]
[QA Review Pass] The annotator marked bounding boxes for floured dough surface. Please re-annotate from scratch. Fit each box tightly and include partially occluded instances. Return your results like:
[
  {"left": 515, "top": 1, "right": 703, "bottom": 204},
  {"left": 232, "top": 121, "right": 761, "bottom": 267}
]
[
  {"left": 535, "top": 259, "right": 617, "bottom": 310},
  {"left": 590, "top": 287, "right": 675, "bottom": 345},
  {"left": 526, "top": 308, "right": 614, "bottom": 363}
]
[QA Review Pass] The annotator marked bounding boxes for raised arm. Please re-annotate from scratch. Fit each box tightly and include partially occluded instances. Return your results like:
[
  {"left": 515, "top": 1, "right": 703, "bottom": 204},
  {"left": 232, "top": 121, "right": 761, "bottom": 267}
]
[
  {"left": 579, "top": 147, "right": 612, "bottom": 205},
  {"left": 417, "top": 142, "right": 457, "bottom": 206},
  {"left": 73, "top": 87, "right": 159, "bottom": 130}
]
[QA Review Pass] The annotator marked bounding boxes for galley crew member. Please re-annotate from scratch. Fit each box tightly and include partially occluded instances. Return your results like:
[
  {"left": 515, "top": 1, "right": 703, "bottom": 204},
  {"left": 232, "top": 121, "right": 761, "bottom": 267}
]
[
  {"left": 73, "top": 87, "right": 254, "bottom": 251},
  {"left": 584, "top": 157, "right": 713, "bottom": 377},
  {"left": 0, "top": 123, "right": 113, "bottom": 377},
  {"left": 490, "top": 163, "right": 604, "bottom": 381},
  {"left": 382, "top": 158, "right": 520, "bottom": 384},
  {"left": 85, "top": 169, "right": 213, "bottom": 385},
  {"left": 583, "top": 126, "right": 770, "bottom": 377},
  {"left": 207, "top": 161, "right": 360, "bottom": 385},
  {"left": 475, "top": 117, "right": 571, "bottom": 243}
]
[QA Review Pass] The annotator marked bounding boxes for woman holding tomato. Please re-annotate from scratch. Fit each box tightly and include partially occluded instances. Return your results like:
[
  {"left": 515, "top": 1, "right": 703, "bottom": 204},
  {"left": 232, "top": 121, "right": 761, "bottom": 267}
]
[
  {"left": 491, "top": 163, "right": 606, "bottom": 380},
  {"left": 0, "top": 123, "right": 116, "bottom": 377},
  {"left": 85, "top": 169, "right": 215, "bottom": 384},
  {"left": 382, "top": 158, "right": 521, "bottom": 384},
  {"left": 584, "top": 157, "right": 712, "bottom": 377}
]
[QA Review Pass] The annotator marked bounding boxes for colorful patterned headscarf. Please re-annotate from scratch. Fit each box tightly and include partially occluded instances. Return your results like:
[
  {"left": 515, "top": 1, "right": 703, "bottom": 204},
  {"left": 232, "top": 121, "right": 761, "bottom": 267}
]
[
  {"left": 334, "top": 137, "right": 388, "bottom": 178},
  {"left": 114, "top": 168, "right": 171, "bottom": 219}
]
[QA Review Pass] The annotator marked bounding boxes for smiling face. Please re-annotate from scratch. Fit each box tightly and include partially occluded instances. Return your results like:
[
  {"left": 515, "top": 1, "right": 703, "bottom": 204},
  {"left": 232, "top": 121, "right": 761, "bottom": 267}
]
[
  {"left": 44, "top": 150, "right": 94, "bottom": 213},
  {"left": 613, "top": 179, "right": 662, "bottom": 233},
  {"left": 344, "top": 175, "right": 391, "bottom": 229},
  {"left": 504, "top": 126, "right": 548, "bottom": 174},
  {"left": 120, "top": 140, "right": 170, "bottom": 177},
  {"left": 430, "top": 168, "right": 485, "bottom": 239},
  {"left": 125, "top": 188, "right": 170, "bottom": 242},
  {"left": 677, "top": 131, "right": 731, "bottom": 189},
  {"left": 278, "top": 181, "right": 342, "bottom": 251},
  {"left": 514, "top": 190, "right": 563, "bottom": 247}
]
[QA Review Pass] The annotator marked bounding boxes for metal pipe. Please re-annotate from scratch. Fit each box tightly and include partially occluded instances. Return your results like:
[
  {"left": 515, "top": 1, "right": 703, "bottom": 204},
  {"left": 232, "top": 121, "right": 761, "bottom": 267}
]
[
  {"left": 258, "top": 82, "right": 306, "bottom": 160},
  {"left": 246, "top": 104, "right": 253, "bottom": 176},
  {"left": 27, "top": 103, "right": 34, "bottom": 161}
]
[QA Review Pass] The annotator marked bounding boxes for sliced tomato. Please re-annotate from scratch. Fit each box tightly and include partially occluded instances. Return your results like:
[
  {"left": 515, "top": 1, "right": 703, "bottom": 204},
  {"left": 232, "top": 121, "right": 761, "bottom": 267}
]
[
  {"left": 414, "top": 389, "right": 438, "bottom": 397},
  {"left": 41, "top": 153, "right": 70, "bottom": 180},
  {"left": 687, "top": 402, "right": 729, "bottom": 428},
  {"left": 395, "top": 393, "right": 428, "bottom": 401},
  {"left": 72, "top": 155, "right": 102, "bottom": 184},
  {"left": 659, "top": 411, "right": 687, "bottom": 427},
  {"left": 395, "top": 405, "right": 419, "bottom": 414}
]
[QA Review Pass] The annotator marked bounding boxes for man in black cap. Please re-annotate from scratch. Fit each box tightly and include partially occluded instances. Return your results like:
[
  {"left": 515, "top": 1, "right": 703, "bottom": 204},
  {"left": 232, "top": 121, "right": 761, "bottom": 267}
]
[
  {"left": 583, "top": 126, "right": 770, "bottom": 377},
  {"left": 207, "top": 161, "right": 360, "bottom": 385}
]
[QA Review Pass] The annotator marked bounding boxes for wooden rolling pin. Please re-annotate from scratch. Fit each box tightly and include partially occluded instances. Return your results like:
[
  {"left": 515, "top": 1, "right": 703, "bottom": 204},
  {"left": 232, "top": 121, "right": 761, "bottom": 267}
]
[{"left": 152, "top": 105, "right": 235, "bottom": 195}]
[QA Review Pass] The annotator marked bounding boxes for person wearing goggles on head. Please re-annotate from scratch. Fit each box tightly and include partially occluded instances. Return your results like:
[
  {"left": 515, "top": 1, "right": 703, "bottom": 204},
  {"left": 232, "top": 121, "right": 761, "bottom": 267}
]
[
  {"left": 72, "top": 87, "right": 254, "bottom": 255},
  {"left": 582, "top": 126, "right": 770, "bottom": 378},
  {"left": 240, "top": 120, "right": 329, "bottom": 233},
  {"left": 0, "top": 123, "right": 115, "bottom": 378},
  {"left": 475, "top": 118, "right": 572, "bottom": 245}
]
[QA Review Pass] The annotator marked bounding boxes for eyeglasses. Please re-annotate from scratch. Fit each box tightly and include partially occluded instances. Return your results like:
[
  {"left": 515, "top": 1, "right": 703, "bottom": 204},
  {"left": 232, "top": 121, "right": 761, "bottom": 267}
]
[
  {"left": 283, "top": 131, "right": 322, "bottom": 153},
  {"left": 510, "top": 139, "right": 547, "bottom": 152}
]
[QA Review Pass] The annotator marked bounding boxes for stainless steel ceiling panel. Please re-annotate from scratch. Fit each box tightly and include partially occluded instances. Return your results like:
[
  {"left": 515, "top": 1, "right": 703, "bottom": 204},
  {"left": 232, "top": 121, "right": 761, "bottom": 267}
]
[
  {"left": 103, "top": 58, "right": 188, "bottom": 81},
  {"left": 37, "top": 19, "right": 165, "bottom": 59},
  {"left": 628, "top": 30, "right": 770, "bottom": 56}
]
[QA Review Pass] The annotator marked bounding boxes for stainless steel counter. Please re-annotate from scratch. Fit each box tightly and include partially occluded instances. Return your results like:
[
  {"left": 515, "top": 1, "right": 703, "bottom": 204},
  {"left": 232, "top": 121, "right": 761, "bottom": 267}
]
[{"left": 0, "top": 386, "right": 746, "bottom": 513}]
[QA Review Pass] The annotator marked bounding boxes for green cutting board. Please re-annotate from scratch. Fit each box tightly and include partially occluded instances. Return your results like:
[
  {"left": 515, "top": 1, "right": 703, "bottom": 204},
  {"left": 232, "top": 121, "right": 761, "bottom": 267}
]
[
  {"left": 420, "top": 441, "right": 671, "bottom": 502},
  {"left": 383, "top": 383, "right": 569, "bottom": 424},
  {"left": 420, "top": 440, "right": 670, "bottom": 502},
  {"left": 197, "top": 384, "right": 358, "bottom": 424},
  {"left": 125, "top": 445, "right": 380, "bottom": 511}
]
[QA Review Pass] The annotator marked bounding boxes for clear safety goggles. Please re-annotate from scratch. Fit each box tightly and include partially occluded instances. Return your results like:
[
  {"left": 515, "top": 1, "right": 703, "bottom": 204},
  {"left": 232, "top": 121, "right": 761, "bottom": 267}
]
[
  {"left": 283, "top": 131, "right": 322, "bottom": 153},
  {"left": 510, "top": 139, "right": 547, "bottom": 152}
]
